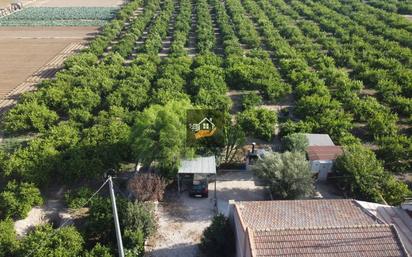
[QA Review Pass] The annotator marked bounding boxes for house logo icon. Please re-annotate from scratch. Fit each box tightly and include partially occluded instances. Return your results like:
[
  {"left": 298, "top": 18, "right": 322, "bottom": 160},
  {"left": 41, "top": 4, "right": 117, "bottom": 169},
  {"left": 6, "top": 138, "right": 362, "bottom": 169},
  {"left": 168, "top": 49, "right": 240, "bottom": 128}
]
[{"left": 189, "top": 117, "right": 217, "bottom": 139}]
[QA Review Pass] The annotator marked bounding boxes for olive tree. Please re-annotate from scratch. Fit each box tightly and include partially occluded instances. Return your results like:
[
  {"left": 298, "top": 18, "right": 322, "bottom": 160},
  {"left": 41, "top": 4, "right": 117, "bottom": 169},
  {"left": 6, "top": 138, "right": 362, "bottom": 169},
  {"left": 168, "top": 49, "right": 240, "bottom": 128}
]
[
  {"left": 253, "top": 152, "right": 314, "bottom": 199},
  {"left": 282, "top": 133, "right": 309, "bottom": 152}
]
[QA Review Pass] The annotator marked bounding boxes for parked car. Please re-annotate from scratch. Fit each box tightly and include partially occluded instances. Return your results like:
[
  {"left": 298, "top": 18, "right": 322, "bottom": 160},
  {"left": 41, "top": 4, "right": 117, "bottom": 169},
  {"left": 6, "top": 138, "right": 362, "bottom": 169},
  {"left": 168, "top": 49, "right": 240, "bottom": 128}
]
[{"left": 189, "top": 179, "right": 208, "bottom": 198}]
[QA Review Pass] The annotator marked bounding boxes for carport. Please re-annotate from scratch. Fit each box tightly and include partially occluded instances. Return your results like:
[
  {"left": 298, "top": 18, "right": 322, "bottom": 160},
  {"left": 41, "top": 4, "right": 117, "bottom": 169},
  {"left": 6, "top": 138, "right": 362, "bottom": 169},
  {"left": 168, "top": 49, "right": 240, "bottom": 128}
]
[{"left": 177, "top": 156, "right": 217, "bottom": 198}]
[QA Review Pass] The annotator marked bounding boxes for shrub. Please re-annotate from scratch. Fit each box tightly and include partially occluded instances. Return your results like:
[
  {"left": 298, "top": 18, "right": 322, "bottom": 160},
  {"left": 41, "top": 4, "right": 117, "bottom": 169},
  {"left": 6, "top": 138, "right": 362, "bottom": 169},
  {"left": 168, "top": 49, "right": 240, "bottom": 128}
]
[
  {"left": 0, "top": 180, "right": 43, "bottom": 220},
  {"left": 282, "top": 133, "right": 309, "bottom": 152},
  {"left": 122, "top": 201, "right": 156, "bottom": 238},
  {"left": 64, "top": 187, "right": 94, "bottom": 209},
  {"left": 18, "top": 224, "right": 84, "bottom": 257},
  {"left": 253, "top": 152, "right": 314, "bottom": 199},
  {"left": 200, "top": 214, "right": 235, "bottom": 257},
  {"left": 0, "top": 219, "right": 18, "bottom": 257},
  {"left": 241, "top": 92, "right": 262, "bottom": 110},
  {"left": 237, "top": 108, "right": 277, "bottom": 140},
  {"left": 335, "top": 145, "right": 411, "bottom": 205},
  {"left": 84, "top": 243, "right": 113, "bottom": 257},
  {"left": 128, "top": 173, "right": 167, "bottom": 202},
  {"left": 2, "top": 101, "right": 59, "bottom": 134}
]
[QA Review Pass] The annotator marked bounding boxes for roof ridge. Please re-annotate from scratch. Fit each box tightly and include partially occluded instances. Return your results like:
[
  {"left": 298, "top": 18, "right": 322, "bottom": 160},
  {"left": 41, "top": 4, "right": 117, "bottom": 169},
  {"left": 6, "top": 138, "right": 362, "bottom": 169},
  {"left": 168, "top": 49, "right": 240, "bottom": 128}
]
[
  {"left": 252, "top": 223, "right": 391, "bottom": 232},
  {"left": 353, "top": 200, "right": 386, "bottom": 224},
  {"left": 389, "top": 224, "right": 410, "bottom": 257},
  {"left": 237, "top": 199, "right": 355, "bottom": 205}
]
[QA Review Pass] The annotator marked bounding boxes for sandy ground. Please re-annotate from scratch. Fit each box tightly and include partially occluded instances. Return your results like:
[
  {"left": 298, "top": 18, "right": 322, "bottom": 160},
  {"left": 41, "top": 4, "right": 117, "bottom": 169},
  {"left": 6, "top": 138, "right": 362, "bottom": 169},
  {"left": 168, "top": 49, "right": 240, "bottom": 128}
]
[
  {"left": 28, "top": 0, "right": 124, "bottom": 7},
  {"left": 0, "top": 0, "right": 10, "bottom": 8},
  {"left": 0, "top": 27, "right": 97, "bottom": 99},
  {"left": 14, "top": 186, "right": 66, "bottom": 237},
  {"left": 145, "top": 171, "right": 267, "bottom": 257}
]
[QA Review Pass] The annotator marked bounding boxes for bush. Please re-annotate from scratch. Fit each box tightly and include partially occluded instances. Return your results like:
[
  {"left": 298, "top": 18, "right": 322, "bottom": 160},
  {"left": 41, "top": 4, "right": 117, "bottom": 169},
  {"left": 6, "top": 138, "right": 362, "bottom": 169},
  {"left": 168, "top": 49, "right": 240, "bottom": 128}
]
[
  {"left": 200, "top": 214, "right": 234, "bottom": 257},
  {"left": 122, "top": 201, "right": 156, "bottom": 238},
  {"left": 241, "top": 92, "right": 262, "bottom": 110},
  {"left": 18, "top": 224, "right": 84, "bottom": 257},
  {"left": 253, "top": 152, "right": 314, "bottom": 199},
  {"left": 0, "top": 219, "right": 18, "bottom": 257},
  {"left": 282, "top": 133, "right": 308, "bottom": 152},
  {"left": 335, "top": 145, "right": 411, "bottom": 205},
  {"left": 237, "top": 108, "right": 277, "bottom": 140},
  {"left": 84, "top": 243, "right": 113, "bottom": 257},
  {"left": 127, "top": 173, "right": 167, "bottom": 202},
  {"left": 0, "top": 180, "right": 43, "bottom": 220},
  {"left": 64, "top": 187, "right": 94, "bottom": 209},
  {"left": 2, "top": 101, "right": 59, "bottom": 134}
]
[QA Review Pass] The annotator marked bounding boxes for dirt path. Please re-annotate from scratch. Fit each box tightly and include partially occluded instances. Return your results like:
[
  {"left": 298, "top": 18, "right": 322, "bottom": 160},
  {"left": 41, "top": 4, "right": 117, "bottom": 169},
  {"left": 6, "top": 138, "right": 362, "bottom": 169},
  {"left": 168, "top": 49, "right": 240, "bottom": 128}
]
[
  {"left": 14, "top": 186, "right": 67, "bottom": 236},
  {"left": 145, "top": 194, "right": 214, "bottom": 257},
  {"left": 145, "top": 171, "right": 267, "bottom": 257}
]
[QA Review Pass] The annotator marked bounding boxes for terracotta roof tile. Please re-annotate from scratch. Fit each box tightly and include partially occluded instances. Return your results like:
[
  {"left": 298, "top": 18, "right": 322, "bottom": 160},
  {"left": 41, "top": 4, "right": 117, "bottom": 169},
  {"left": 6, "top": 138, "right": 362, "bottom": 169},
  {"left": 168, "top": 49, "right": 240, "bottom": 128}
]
[
  {"left": 306, "top": 146, "right": 343, "bottom": 161},
  {"left": 252, "top": 225, "right": 408, "bottom": 257},
  {"left": 236, "top": 199, "right": 378, "bottom": 231}
]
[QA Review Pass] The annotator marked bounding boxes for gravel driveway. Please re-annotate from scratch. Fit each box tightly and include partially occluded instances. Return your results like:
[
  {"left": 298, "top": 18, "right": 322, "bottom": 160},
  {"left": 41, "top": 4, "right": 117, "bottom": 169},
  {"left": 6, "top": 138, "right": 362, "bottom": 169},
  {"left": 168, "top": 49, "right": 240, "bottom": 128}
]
[{"left": 145, "top": 171, "right": 267, "bottom": 257}]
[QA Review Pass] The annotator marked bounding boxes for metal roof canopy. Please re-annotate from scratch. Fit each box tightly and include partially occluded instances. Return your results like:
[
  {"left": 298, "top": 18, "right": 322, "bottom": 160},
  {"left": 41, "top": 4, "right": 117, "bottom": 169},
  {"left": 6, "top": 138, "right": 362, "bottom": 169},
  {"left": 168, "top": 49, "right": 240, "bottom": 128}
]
[
  {"left": 304, "top": 134, "right": 335, "bottom": 146},
  {"left": 178, "top": 156, "right": 216, "bottom": 174}
]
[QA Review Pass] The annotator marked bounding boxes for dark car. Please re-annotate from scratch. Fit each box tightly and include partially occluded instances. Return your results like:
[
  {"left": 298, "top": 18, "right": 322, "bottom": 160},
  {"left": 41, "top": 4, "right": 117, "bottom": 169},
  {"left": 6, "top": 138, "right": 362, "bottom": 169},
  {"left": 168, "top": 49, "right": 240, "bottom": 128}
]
[{"left": 189, "top": 180, "right": 208, "bottom": 198}]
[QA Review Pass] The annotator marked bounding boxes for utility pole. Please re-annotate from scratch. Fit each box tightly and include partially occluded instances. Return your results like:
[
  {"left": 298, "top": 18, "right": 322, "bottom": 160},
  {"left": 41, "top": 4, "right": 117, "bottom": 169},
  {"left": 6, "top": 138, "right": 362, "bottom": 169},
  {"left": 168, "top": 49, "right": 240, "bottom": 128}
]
[{"left": 108, "top": 176, "right": 125, "bottom": 257}]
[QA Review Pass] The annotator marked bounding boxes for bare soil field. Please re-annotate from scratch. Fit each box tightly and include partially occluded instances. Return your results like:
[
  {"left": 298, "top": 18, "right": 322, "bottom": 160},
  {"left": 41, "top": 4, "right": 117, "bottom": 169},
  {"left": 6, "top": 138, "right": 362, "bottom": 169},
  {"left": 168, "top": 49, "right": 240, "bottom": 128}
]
[
  {"left": 28, "top": 0, "right": 124, "bottom": 7},
  {"left": 0, "top": 0, "right": 10, "bottom": 8},
  {"left": 0, "top": 27, "right": 97, "bottom": 100}
]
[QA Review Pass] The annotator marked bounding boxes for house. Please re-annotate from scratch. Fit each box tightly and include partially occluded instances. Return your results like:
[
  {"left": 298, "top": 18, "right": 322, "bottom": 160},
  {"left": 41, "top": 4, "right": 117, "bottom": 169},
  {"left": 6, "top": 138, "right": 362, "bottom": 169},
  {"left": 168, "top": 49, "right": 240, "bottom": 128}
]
[
  {"left": 304, "top": 134, "right": 343, "bottom": 180},
  {"left": 230, "top": 199, "right": 411, "bottom": 257}
]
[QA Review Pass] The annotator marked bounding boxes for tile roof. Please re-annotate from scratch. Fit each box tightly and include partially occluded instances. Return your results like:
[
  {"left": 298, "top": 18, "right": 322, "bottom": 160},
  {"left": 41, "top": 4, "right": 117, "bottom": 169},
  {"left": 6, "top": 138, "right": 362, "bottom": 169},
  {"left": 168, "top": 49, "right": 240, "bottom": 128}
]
[
  {"left": 236, "top": 199, "right": 378, "bottom": 231},
  {"left": 306, "top": 145, "right": 343, "bottom": 161},
  {"left": 251, "top": 224, "right": 409, "bottom": 257}
]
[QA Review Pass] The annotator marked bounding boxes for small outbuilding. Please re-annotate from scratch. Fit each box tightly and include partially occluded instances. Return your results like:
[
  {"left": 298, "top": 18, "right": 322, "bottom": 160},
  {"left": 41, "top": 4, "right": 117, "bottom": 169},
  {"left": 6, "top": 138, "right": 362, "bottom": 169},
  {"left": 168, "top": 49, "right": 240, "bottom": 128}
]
[
  {"left": 304, "top": 134, "right": 343, "bottom": 180},
  {"left": 177, "top": 156, "right": 217, "bottom": 194},
  {"left": 304, "top": 133, "right": 335, "bottom": 146}
]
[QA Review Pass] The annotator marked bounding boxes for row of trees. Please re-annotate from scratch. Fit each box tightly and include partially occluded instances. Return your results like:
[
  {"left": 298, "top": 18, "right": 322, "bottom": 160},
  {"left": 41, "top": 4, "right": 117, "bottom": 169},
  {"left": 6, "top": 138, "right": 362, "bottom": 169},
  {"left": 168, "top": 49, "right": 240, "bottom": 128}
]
[
  {"left": 169, "top": 0, "right": 192, "bottom": 56},
  {"left": 196, "top": 0, "right": 216, "bottom": 53},
  {"left": 257, "top": 0, "right": 412, "bottom": 173},
  {"left": 86, "top": 0, "right": 143, "bottom": 56},
  {"left": 289, "top": 0, "right": 412, "bottom": 116},
  {"left": 212, "top": 0, "right": 291, "bottom": 101},
  {"left": 320, "top": 0, "right": 412, "bottom": 48},
  {"left": 142, "top": 0, "right": 175, "bottom": 55},
  {"left": 113, "top": 0, "right": 161, "bottom": 58}
]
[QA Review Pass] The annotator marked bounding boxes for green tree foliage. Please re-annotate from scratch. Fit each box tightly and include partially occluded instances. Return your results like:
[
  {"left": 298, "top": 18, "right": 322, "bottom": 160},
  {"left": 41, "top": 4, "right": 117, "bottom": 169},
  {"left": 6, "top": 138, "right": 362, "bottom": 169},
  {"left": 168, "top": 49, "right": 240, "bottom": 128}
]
[
  {"left": 85, "top": 196, "right": 155, "bottom": 254},
  {"left": 2, "top": 101, "right": 59, "bottom": 134},
  {"left": 282, "top": 133, "right": 309, "bottom": 152},
  {"left": 0, "top": 219, "right": 18, "bottom": 257},
  {"left": 200, "top": 214, "right": 235, "bottom": 257},
  {"left": 376, "top": 135, "right": 412, "bottom": 173},
  {"left": 2, "top": 138, "right": 59, "bottom": 186},
  {"left": 84, "top": 243, "right": 113, "bottom": 257},
  {"left": 0, "top": 180, "right": 43, "bottom": 220},
  {"left": 253, "top": 152, "right": 314, "bottom": 199},
  {"left": 237, "top": 108, "right": 277, "bottom": 140},
  {"left": 241, "top": 92, "right": 262, "bottom": 110},
  {"left": 122, "top": 202, "right": 156, "bottom": 238},
  {"left": 64, "top": 187, "right": 93, "bottom": 209},
  {"left": 130, "top": 100, "right": 192, "bottom": 177},
  {"left": 335, "top": 145, "right": 411, "bottom": 205},
  {"left": 18, "top": 225, "right": 84, "bottom": 257},
  {"left": 222, "top": 124, "right": 246, "bottom": 164}
]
